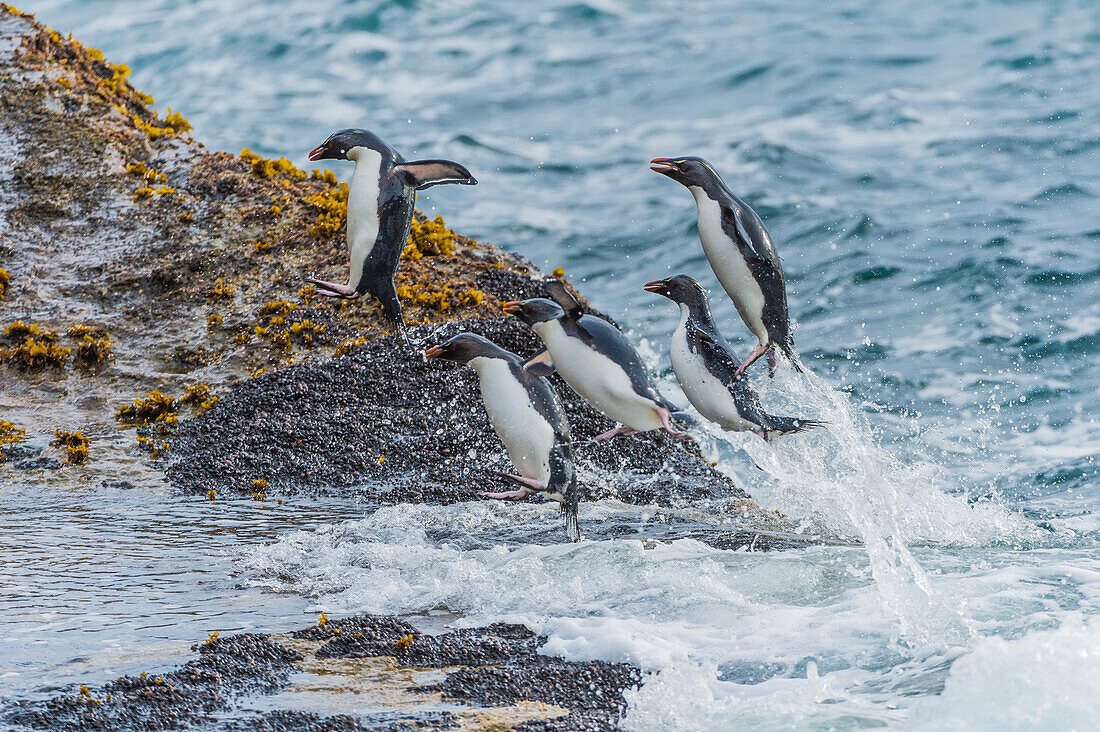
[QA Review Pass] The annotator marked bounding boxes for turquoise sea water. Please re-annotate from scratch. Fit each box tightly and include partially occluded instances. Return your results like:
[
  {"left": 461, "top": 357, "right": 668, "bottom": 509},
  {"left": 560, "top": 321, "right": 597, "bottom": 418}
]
[{"left": 6, "top": 0, "right": 1100, "bottom": 728}]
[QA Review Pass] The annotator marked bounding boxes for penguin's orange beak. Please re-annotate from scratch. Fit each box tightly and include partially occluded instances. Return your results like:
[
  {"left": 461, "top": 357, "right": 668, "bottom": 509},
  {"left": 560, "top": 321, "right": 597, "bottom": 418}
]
[
  {"left": 502, "top": 301, "right": 523, "bottom": 315},
  {"left": 650, "top": 157, "right": 678, "bottom": 174},
  {"left": 424, "top": 345, "right": 445, "bottom": 359},
  {"left": 643, "top": 279, "right": 669, "bottom": 294},
  {"left": 308, "top": 144, "right": 326, "bottom": 162}
]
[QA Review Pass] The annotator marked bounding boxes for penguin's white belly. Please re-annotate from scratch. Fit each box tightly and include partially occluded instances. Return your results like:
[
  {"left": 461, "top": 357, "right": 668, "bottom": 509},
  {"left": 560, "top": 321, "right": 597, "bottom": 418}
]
[
  {"left": 694, "top": 194, "right": 768, "bottom": 344},
  {"left": 540, "top": 323, "right": 663, "bottom": 432},
  {"left": 346, "top": 150, "right": 383, "bottom": 289},
  {"left": 670, "top": 325, "right": 757, "bottom": 433},
  {"left": 475, "top": 360, "right": 554, "bottom": 485}
]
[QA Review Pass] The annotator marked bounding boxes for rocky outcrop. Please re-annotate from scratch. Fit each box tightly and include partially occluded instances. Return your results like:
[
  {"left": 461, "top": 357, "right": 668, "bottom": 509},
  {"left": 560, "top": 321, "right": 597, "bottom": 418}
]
[
  {"left": 0, "top": 4, "right": 740, "bottom": 512},
  {"left": 5, "top": 614, "right": 641, "bottom": 731}
]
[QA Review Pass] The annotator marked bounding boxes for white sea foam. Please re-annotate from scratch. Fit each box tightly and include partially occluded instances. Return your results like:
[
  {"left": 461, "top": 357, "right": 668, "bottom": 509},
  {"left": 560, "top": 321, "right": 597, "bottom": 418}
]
[
  {"left": 241, "top": 496, "right": 1100, "bottom": 729},
  {"left": 908, "top": 616, "right": 1100, "bottom": 730}
]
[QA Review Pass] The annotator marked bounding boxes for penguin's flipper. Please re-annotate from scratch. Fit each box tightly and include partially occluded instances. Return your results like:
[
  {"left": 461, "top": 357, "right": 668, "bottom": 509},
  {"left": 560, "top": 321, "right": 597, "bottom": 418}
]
[
  {"left": 523, "top": 348, "right": 556, "bottom": 376},
  {"left": 395, "top": 160, "right": 477, "bottom": 190},
  {"left": 544, "top": 279, "right": 583, "bottom": 320}
]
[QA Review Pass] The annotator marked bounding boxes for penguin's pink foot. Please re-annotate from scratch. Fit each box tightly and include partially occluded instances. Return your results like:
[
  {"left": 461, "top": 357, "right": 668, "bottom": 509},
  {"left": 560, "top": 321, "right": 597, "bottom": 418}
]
[
  {"left": 656, "top": 407, "right": 692, "bottom": 439},
  {"left": 593, "top": 425, "right": 636, "bottom": 441},
  {"left": 306, "top": 278, "right": 359, "bottom": 299},
  {"left": 491, "top": 472, "right": 545, "bottom": 492},
  {"left": 755, "top": 430, "right": 767, "bottom": 439},
  {"left": 734, "top": 343, "right": 769, "bottom": 380},
  {"left": 479, "top": 488, "right": 533, "bottom": 500},
  {"left": 766, "top": 348, "right": 778, "bottom": 378}
]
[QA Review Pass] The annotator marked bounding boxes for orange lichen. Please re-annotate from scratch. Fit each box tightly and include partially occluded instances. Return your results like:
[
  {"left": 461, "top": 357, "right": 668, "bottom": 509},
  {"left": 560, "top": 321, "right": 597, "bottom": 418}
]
[
  {"left": 0, "top": 267, "right": 9, "bottom": 301},
  {"left": 552, "top": 267, "right": 565, "bottom": 278},
  {"left": 206, "top": 278, "right": 235, "bottom": 300},
  {"left": 239, "top": 148, "right": 306, "bottom": 180},
  {"left": 309, "top": 168, "right": 339, "bottom": 185},
  {"left": 116, "top": 390, "right": 175, "bottom": 425},
  {"left": 72, "top": 334, "right": 112, "bottom": 367},
  {"left": 304, "top": 183, "right": 349, "bottom": 238},
  {"left": 4, "top": 321, "right": 57, "bottom": 342},
  {"left": 334, "top": 337, "right": 369, "bottom": 357},
  {"left": 51, "top": 429, "right": 89, "bottom": 465},
  {"left": 133, "top": 185, "right": 174, "bottom": 201},
  {"left": 298, "top": 285, "right": 316, "bottom": 307},
  {"left": 126, "top": 160, "right": 167, "bottom": 185},
  {"left": 206, "top": 314, "right": 223, "bottom": 327},
  {"left": 0, "top": 421, "right": 26, "bottom": 446},
  {"left": 1, "top": 337, "right": 71, "bottom": 369},
  {"left": 178, "top": 383, "right": 218, "bottom": 415},
  {"left": 132, "top": 108, "right": 190, "bottom": 139},
  {"left": 288, "top": 319, "right": 325, "bottom": 343},
  {"left": 395, "top": 282, "right": 485, "bottom": 313},
  {"left": 403, "top": 215, "right": 456, "bottom": 259},
  {"left": 257, "top": 300, "right": 292, "bottom": 317},
  {"left": 396, "top": 634, "right": 414, "bottom": 649}
]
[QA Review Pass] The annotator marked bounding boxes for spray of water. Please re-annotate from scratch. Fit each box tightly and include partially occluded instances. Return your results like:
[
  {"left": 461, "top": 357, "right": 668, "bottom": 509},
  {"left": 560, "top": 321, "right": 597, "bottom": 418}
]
[{"left": 695, "top": 366, "right": 1036, "bottom": 646}]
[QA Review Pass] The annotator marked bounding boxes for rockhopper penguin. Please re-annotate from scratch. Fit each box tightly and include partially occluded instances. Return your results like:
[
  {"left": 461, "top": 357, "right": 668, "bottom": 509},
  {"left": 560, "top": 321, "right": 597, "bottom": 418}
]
[
  {"left": 424, "top": 332, "right": 580, "bottom": 542},
  {"left": 307, "top": 129, "right": 476, "bottom": 330},
  {"left": 504, "top": 280, "right": 689, "bottom": 441},
  {"left": 650, "top": 156, "right": 801, "bottom": 378},
  {"left": 644, "top": 275, "right": 821, "bottom": 439}
]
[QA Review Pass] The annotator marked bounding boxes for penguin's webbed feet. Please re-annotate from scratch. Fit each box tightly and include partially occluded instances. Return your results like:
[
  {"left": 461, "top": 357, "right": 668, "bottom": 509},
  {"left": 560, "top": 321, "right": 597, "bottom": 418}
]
[
  {"left": 656, "top": 407, "right": 693, "bottom": 440},
  {"left": 593, "top": 425, "right": 637, "bottom": 441},
  {"left": 766, "top": 348, "right": 778, "bottom": 378},
  {"left": 734, "top": 342, "right": 769, "bottom": 380},
  {"left": 305, "top": 278, "right": 360, "bottom": 299},
  {"left": 478, "top": 488, "right": 533, "bottom": 500}
]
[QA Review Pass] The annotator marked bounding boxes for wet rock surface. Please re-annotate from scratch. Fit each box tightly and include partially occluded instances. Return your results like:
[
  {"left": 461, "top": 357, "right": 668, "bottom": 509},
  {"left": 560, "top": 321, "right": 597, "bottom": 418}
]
[
  {"left": 167, "top": 267, "right": 741, "bottom": 506},
  {"left": 5, "top": 634, "right": 303, "bottom": 731},
  {"left": 4, "top": 615, "right": 640, "bottom": 731}
]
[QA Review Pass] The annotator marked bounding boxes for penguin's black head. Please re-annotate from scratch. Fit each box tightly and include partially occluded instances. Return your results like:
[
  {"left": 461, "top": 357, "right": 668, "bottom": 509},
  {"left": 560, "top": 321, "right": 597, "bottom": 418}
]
[
  {"left": 643, "top": 274, "right": 710, "bottom": 308},
  {"left": 649, "top": 156, "right": 724, "bottom": 189},
  {"left": 502, "top": 298, "right": 564, "bottom": 325},
  {"left": 308, "top": 129, "right": 396, "bottom": 163},
  {"left": 424, "top": 333, "right": 504, "bottom": 364}
]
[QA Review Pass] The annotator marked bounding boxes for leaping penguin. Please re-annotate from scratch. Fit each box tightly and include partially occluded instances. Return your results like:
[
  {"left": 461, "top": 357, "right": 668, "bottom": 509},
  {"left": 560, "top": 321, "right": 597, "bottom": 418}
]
[
  {"left": 424, "top": 332, "right": 580, "bottom": 542},
  {"left": 644, "top": 275, "right": 821, "bottom": 439},
  {"left": 504, "top": 280, "right": 689, "bottom": 441},
  {"left": 306, "top": 129, "right": 476, "bottom": 330},
  {"left": 650, "top": 156, "right": 800, "bottom": 378}
]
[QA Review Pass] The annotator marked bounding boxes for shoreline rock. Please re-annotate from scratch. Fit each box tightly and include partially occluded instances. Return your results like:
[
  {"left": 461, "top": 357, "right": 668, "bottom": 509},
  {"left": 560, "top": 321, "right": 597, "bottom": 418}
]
[{"left": 4, "top": 615, "right": 642, "bottom": 732}]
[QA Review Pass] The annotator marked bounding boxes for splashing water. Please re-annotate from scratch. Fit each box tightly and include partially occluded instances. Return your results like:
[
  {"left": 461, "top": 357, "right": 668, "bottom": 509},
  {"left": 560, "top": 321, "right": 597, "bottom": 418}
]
[{"left": 693, "top": 365, "right": 1038, "bottom": 646}]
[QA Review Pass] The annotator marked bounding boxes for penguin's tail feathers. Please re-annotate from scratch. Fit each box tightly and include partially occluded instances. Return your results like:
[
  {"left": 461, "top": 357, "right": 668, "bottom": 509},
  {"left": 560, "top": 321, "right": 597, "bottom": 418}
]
[
  {"left": 778, "top": 341, "right": 804, "bottom": 374},
  {"left": 762, "top": 416, "right": 825, "bottom": 440}
]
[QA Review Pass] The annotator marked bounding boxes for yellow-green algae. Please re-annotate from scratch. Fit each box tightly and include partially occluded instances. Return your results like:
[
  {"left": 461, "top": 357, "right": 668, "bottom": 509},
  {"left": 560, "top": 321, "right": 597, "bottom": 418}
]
[{"left": 51, "top": 429, "right": 89, "bottom": 465}]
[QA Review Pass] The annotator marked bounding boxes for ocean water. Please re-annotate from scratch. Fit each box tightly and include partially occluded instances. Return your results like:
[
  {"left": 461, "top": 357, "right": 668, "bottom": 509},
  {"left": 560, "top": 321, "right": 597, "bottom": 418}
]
[{"left": 8, "top": 0, "right": 1100, "bottom": 727}]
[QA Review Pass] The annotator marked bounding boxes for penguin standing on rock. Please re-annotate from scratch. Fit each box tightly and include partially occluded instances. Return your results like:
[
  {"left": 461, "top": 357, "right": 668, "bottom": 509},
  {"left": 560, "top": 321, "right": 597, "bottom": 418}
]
[
  {"left": 644, "top": 275, "right": 821, "bottom": 439},
  {"left": 424, "top": 333, "right": 580, "bottom": 542},
  {"left": 306, "top": 129, "right": 476, "bottom": 331},
  {"left": 504, "top": 280, "right": 689, "bottom": 442},
  {"left": 650, "top": 156, "right": 801, "bottom": 378}
]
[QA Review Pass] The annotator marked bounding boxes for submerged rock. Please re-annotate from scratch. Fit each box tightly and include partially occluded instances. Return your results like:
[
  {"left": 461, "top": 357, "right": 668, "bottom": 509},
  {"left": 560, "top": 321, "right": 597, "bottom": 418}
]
[{"left": 4, "top": 615, "right": 641, "bottom": 732}]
